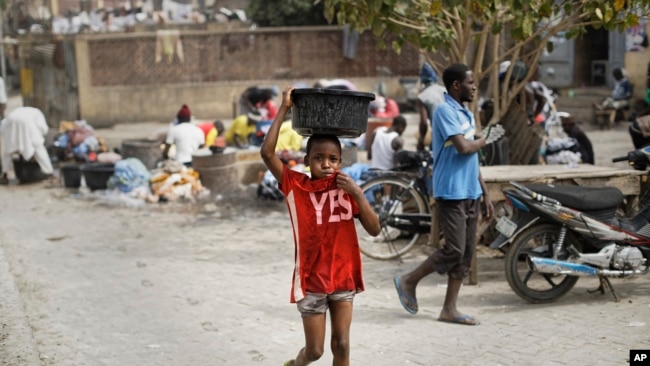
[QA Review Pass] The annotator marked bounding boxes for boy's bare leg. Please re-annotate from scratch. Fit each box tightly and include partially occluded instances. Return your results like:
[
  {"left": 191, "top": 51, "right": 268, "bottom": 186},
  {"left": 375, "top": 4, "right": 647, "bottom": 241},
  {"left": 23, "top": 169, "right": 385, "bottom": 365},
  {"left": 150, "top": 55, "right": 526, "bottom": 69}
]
[
  {"left": 329, "top": 301, "right": 353, "bottom": 366},
  {"left": 287, "top": 314, "right": 326, "bottom": 366}
]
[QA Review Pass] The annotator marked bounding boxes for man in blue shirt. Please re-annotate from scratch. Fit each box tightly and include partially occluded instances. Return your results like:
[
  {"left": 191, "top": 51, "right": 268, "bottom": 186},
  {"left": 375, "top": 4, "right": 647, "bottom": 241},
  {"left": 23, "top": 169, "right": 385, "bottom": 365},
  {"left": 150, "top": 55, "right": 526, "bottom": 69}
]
[{"left": 394, "top": 63, "right": 493, "bottom": 325}]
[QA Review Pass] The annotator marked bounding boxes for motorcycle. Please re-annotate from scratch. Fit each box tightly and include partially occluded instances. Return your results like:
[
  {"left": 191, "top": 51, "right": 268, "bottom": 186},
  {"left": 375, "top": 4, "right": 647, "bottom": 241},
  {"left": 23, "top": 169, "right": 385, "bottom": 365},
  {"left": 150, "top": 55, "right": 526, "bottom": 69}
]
[{"left": 490, "top": 146, "right": 650, "bottom": 303}]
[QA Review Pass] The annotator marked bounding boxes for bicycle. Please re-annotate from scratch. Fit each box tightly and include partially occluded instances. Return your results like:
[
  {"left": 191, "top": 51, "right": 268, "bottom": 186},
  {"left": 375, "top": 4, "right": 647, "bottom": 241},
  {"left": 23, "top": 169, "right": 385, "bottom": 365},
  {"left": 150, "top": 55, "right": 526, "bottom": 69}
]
[
  {"left": 356, "top": 126, "right": 502, "bottom": 260},
  {"left": 355, "top": 150, "right": 433, "bottom": 260}
]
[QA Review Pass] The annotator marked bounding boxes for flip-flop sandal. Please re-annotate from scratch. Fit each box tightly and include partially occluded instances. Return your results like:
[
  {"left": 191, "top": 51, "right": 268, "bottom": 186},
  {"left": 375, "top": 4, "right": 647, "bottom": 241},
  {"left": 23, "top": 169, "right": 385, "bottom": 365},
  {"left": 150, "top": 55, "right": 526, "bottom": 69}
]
[
  {"left": 437, "top": 314, "right": 480, "bottom": 326},
  {"left": 394, "top": 275, "right": 418, "bottom": 314}
]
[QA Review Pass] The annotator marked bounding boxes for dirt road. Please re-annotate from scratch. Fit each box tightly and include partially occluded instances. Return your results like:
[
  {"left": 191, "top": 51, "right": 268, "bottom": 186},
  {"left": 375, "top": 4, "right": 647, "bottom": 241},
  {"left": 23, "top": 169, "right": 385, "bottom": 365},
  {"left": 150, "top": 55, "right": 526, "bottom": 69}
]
[{"left": 1, "top": 118, "right": 649, "bottom": 365}]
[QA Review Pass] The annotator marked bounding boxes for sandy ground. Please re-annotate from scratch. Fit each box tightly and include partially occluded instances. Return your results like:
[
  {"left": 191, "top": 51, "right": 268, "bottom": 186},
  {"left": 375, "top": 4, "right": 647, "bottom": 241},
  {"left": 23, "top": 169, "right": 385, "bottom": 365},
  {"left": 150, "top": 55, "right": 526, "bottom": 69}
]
[{"left": 1, "top": 109, "right": 649, "bottom": 365}]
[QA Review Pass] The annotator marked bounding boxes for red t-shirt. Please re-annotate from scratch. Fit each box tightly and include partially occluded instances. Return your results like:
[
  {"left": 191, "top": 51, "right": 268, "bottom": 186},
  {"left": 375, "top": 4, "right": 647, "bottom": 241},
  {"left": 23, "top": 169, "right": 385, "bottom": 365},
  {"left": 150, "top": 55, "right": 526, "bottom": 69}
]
[
  {"left": 280, "top": 166, "right": 364, "bottom": 303},
  {"left": 256, "top": 100, "right": 278, "bottom": 120},
  {"left": 197, "top": 122, "right": 214, "bottom": 137},
  {"left": 373, "top": 98, "right": 400, "bottom": 119}
]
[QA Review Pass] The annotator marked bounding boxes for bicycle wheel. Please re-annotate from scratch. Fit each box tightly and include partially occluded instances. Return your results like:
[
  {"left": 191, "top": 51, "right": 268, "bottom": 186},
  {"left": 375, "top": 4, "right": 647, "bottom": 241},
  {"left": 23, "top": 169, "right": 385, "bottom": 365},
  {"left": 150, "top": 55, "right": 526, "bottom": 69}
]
[{"left": 356, "top": 176, "right": 429, "bottom": 260}]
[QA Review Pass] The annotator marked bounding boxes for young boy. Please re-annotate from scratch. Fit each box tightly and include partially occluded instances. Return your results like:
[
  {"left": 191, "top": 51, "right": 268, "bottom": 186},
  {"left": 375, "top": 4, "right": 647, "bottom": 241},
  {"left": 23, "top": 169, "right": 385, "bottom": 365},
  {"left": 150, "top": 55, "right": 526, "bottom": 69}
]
[
  {"left": 367, "top": 114, "right": 407, "bottom": 170},
  {"left": 261, "top": 86, "right": 380, "bottom": 366}
]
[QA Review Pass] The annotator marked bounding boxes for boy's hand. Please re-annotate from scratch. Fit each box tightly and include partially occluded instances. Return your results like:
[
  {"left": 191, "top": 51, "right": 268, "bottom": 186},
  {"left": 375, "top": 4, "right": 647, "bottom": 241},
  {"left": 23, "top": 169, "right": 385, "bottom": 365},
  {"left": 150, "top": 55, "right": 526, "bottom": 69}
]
[
  {"left": 336, "top": 172, "right": 361, "bottom": 195},
  {"left": 282, "top": 86, "right": 295, "bottom": 108}
]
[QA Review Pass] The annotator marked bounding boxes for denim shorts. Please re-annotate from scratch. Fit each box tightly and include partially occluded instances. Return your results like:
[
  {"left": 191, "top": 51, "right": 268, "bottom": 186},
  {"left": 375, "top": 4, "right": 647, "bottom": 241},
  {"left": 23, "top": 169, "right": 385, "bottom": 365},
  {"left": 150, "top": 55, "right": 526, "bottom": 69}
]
[{"left": 296, "top": 291, "right": 355, "bottom": 317}]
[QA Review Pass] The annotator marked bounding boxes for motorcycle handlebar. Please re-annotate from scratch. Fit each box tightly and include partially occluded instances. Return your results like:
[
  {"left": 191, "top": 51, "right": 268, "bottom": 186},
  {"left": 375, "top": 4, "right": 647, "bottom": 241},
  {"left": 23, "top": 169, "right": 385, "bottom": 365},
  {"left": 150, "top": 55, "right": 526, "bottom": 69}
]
[{"left": 612, "top": 156, "right": 628, "bottom": 163}]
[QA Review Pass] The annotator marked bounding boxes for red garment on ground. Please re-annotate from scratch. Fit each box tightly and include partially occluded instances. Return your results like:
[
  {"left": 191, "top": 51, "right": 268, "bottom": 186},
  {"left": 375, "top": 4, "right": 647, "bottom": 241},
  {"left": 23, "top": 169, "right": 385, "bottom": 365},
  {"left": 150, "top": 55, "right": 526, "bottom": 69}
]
[{"left": 279, "top": 167, "right": 364, "bottom": 303}]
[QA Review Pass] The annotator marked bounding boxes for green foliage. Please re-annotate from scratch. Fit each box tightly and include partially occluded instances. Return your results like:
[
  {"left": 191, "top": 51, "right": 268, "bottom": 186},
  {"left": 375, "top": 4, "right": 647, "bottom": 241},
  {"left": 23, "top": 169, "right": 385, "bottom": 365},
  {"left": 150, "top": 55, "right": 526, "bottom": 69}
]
[
  {"left": 248, "top": 0, "right": 330, "bottom": 27},
  {"left": 324, "top": 0, "right": 650, "bottom": 60},
  {"left": 323, "top": 0, "right": 650, "bottom": 121}
]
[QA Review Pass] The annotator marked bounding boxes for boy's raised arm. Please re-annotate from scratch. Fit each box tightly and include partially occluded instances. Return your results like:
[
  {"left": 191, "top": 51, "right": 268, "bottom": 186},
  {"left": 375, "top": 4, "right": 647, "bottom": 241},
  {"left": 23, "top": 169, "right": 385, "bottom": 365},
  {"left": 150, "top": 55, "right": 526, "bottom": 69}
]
[{"left": 261, "top": 86, "right": 295, "bottom": 184}]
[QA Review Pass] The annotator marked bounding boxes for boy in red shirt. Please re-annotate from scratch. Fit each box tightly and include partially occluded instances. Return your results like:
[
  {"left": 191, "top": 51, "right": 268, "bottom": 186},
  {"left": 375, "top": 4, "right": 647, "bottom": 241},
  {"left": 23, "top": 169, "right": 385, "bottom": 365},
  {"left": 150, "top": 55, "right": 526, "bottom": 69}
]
[{"left": 261, "top": 86, "right": 380, "bottom": 366}]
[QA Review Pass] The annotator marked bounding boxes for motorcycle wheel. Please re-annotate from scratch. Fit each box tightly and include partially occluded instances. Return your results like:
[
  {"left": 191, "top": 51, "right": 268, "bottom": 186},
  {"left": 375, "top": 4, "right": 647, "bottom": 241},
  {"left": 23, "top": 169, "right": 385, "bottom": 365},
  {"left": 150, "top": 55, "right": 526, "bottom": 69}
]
[
  {"left": 356, "top": 176, "right": 428, "bottom": 260},
  {"left": 505, "top": 223, "right": 580, "bottom": 303}
]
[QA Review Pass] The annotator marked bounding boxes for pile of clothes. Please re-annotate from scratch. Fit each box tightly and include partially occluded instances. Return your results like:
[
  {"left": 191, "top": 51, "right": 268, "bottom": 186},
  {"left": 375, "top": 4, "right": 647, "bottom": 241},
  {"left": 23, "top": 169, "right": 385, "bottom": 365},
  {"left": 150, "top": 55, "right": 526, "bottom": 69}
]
[
  {"left": 52, "top": 120, "right": 107, "bottom": 162},
  {"left": 149, "top": 160, "right": 209, "bottom": 202},
  {"left": 100, "top": 158, "right": 209, "bottom": 203},
  {"left": 543, "top": 137, "right": 582, "bottom": 165}
]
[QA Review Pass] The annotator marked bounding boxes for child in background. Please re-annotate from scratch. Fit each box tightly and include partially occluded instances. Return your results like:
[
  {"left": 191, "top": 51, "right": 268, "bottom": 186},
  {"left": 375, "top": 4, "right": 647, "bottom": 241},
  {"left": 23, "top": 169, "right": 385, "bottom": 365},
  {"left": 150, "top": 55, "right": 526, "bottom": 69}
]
[
  {"left": 197, "top": 120, "right": 225, "bottom": 148},
  {"left": 260, "top": 86, "right": 380, "bottom": 366}
]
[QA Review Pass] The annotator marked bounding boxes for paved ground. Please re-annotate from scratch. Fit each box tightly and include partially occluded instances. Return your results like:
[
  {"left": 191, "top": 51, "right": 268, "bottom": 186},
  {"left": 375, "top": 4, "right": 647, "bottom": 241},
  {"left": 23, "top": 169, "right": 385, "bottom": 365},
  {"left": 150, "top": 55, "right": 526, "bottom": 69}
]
[
  {"left": 1, "top": 100, "right": 649, "bottom": 365},
  {"left": 1, "top": 180, "right": 649, "bottom": 366}
]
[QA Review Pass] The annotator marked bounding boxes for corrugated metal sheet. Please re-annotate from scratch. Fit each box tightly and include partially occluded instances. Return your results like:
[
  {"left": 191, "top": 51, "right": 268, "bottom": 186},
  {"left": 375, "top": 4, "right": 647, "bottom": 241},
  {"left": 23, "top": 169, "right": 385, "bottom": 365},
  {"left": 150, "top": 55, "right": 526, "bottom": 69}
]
[
  {"left": 22, "top": 41, "right": 79, "bottom": 127},
  {"left": 30, "top": 44, "right": 56, "bottom": 60}
]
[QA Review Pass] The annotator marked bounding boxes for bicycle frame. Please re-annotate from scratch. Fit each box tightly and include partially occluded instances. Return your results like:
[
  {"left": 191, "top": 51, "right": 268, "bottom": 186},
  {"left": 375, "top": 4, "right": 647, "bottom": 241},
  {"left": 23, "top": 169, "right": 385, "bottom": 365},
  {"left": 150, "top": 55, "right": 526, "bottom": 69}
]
[
  {"left": 355, "top": 150, "right": 435, "bottom": 260},
  {"left": 364, "top": 160, "right": 432, "bottom": 233}
]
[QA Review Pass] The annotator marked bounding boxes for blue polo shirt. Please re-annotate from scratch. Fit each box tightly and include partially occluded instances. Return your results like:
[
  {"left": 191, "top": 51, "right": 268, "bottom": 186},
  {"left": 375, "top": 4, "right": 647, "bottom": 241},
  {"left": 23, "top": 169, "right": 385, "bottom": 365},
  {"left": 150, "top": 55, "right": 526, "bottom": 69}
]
[{"left": 431, "top": 94, "right": 482, "bottom": 200}]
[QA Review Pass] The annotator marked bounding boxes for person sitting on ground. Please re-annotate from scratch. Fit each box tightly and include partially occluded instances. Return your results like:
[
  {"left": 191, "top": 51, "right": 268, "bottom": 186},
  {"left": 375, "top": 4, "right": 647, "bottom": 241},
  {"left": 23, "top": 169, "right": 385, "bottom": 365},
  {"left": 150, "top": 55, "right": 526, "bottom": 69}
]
[
  {"left": 197, "top": 120, "right": 225, "bottom": 150},
  {"left": 224, "top": 112, "right": 263, "bottom": 149},
  {"left": 367, "top": 115, "right": 407, "bottom": 170},
  {"left": 239, "top": 86, "right": 278, "bottom": 119},
  {"left": 275, "top": 119, "right": 303, "bottom": 154},
  {"left": 593, "top": 67, "right": 633, "bottom": 124},
  {"left": 162, "top": 104, "right": 205, "bottom": 166},
  {"left": 560, "top": 112, "right": 595, "bottom": 165},
  {"left": 0, "top": 106, "right": 54, "bottom": 185}
]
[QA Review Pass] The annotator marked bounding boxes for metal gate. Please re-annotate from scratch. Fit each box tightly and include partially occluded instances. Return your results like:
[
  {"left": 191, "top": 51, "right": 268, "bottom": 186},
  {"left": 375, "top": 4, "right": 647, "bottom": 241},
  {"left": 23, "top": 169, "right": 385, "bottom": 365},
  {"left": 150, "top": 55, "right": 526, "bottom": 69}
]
[{"left": 21, "top": 38, "right": 79, "bottom": 127}]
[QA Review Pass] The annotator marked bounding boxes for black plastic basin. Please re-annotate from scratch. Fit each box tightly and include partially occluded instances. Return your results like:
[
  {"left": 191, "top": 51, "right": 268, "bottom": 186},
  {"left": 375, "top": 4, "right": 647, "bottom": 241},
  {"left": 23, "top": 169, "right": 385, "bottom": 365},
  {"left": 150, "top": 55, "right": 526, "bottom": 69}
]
[
  {"left": 80, "top": 163, "right": 115, "bottom": 191},
  {"left": 60, "top": 163, "right": 83, "bottom": 188},
  {"left": 291, "top": 88, "right": 375, "bottom": 137}
]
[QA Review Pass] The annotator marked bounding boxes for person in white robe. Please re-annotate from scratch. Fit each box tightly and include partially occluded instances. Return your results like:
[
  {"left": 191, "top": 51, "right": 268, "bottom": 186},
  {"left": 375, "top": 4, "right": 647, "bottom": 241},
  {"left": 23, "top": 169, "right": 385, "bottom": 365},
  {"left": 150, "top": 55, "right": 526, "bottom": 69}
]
[{"left": 0, "top": 107, "right": 53, "bottom": 183}]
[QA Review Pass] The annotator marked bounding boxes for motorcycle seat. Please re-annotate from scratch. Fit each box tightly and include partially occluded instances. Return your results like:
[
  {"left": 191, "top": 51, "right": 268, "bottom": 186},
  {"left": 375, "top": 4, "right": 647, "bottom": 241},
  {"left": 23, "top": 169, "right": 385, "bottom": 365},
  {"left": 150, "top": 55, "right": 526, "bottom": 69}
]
[{"left": 525, "top": 183, "right": 624, "bottom": 211}]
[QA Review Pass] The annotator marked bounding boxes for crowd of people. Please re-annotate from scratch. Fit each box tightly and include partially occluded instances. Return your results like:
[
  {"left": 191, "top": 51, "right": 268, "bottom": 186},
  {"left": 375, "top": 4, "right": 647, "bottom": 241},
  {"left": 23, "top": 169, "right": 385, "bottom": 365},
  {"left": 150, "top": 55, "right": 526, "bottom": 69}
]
[
  {"left": 2, "top": 50, "right": 649, "bottom": 365},
  {"left": 3, "top": 56, "right": 640, "bottom": 191},
  {"left": 0, "top": 63, "right": 606, "bottom": 191}
]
